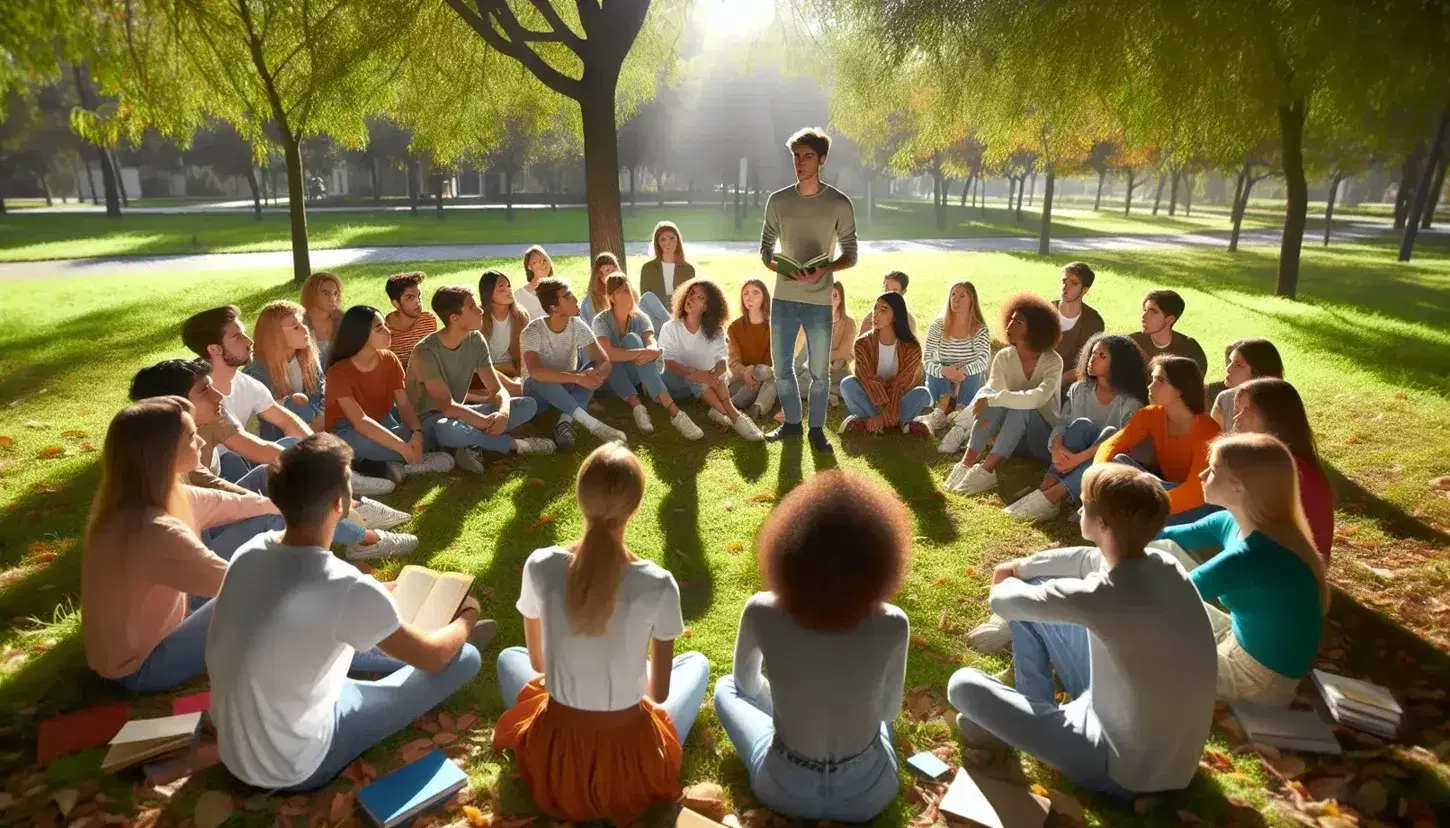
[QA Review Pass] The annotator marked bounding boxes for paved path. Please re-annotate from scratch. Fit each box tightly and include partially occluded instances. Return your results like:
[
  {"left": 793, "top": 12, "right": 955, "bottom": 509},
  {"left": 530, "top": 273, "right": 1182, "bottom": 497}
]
[{"left": 0, "top": 222, "right": 1419, "bottom": 282}]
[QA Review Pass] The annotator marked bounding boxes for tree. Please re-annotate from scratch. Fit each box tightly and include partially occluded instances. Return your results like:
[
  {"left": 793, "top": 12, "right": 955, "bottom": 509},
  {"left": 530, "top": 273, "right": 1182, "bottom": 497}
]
[
  {"left": 187, "top": 123, "right": 267, "bottom": 218},
  {"left": 821, "top": 17, "right": 911, "bottom": 228},
  {"left": 1084, "top": 139, "right": 1119, "bottom": 211},
  {"left": 485, "top": 116, "right": 539, "bottom": 222}
]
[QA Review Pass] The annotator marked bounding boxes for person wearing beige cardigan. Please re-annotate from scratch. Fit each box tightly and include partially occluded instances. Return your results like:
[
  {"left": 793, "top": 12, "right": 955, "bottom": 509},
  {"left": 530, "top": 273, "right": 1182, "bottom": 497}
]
[{"left": 638, "top": 221, "right": 697, "bottom": 329}]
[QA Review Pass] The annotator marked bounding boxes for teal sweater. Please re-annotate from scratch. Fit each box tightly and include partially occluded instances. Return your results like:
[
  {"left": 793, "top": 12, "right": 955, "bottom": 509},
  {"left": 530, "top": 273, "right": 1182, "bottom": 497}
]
[{"left": 1163, "top": 511, "right": 1323, "bottom": 679}]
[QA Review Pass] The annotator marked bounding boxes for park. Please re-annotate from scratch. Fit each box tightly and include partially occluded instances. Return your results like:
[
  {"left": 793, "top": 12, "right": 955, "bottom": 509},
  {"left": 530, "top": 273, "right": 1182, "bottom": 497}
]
[{"left": 2, "top": 1, "right": 1450, "bottom": 827}]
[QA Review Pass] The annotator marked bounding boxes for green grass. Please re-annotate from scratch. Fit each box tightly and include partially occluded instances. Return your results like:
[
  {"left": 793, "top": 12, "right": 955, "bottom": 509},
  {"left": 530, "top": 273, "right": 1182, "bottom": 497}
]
[{"left": 2, "top": 242, "right": 1449, "bottom": 826}]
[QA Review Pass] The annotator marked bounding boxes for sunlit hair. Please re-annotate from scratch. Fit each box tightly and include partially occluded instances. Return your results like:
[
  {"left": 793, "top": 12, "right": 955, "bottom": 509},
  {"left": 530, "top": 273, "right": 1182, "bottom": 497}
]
[
  {"left": 884, "top": 270, "right": 910, "bottom": 292},
  {"left": 738, "top": 278, "right": 772, "bottom": 324},
  {"left": 873, "top": 291, "right": 919, "bottom": 347},
  {"left": 1063, "top": 261, "right": 1096, "bottom": 289},
  {"left": 1081, "top": 463, "right": 1170, "bottom": 553},
  {"left": 536, "top": 277, "right": 571, "bottom": 316},
  {"left": 671, "top": 277, "right": 728, "bottom": 340},
  {"left": 604, "top": 273, "right": 637, "bottom": 308},
  {"left": 1235, "top": 378, "right": 1323, "bottom": 476},
  {"left": 329, "top": 305, "right": 386, "bottom": 369},
  {"left": 87, "top": 397, "right": 196, "bottom": 553},
  {"left": 588, "top": 252, "right": 620, "bottom": 313},
  {"left": 301, "top": 271, "right": 343, "bottom": 312},
  {"left": 1152, "top": 355, "right": 1207, "bottom": 415},
  {"left": 652, "top": 221, "right": 687, "bottom": 263},
  {"left": 479, "top": 269, "right": 528, "bottom": 341},
  {"left": 787, "top": 127, "right": 831, "bottom": 158},
  {"left": 1078, "top": 333, "right": 1150, "bottom": 406},
  {"left": 1211, "top": 433, "right": 1330, "bottom": 612},
  {"left": 566, "top": 444, "right": 647, "bottom": 636},
  {"left": 757, "top": 470, "right": 909, "bottom": 631},
  {"left": 431, "top": 284, "right": 475, "bottom": 325},
  {"left": 522, "top": 245, "right": 554, "bottom": 283},
  {"left": 939, "top": 280, "right": 986, "bottom": 336},
  {"left": 1144, "top": 288, "right": 1186, "bottom": 323},
  {"left": 253, "top": 300, "right": 321, "bottom": 397},
  {"left": 1001, "top": 292, "right": 1061, "bottom": 352},
  {"left": 1225, "top": 337, "right": 1284, "bottom": 382}
]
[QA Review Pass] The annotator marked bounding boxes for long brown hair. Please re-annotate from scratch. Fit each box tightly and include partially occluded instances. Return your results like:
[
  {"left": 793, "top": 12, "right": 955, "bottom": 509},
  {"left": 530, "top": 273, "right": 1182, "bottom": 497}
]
[
  {"left": 300, "top": 271, "right": 342, "bottom": 313},
  {"left": 253, "top": 300, "right": 321, "bottom": 398},
  {"left": 651, "top": 221, "right": 686, "bottom": 263},
  {"left": 831, "top": 281, "right": 847, "bottom": 326},
  {"left": 588, "top": 253, "right": 620, "bottom": 313},
  {"left": 479, "top": 269, "right": 528, "bottom": 340},
  {"left": 737, "top": 278, "right": 772, "bottom": 325},
  {"left": 1235, "top": 378, "right": 1324, "bottom": 476},
  {"left": 87, "top": 397, "right": 195, "bottom": 551},
  {"left": 565, "top": 444, "right": 647, "bottom": 636},
  {"left": 940, "top": 280, "right": 986, "bottom": 336},
  {"left": 522, "top": 245, "right": 554, "bottom": 284}
]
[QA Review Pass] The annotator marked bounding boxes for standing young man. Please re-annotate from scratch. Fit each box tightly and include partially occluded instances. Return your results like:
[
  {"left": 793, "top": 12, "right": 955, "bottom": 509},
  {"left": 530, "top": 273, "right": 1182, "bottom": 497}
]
[
  {"left": 760, "top": 127, "right": 858, "bottom": 453},
  {"left": 384, "top": 271, "right": 439, "bottom": 371},
  {"left": 1129, "top": 289, "right": 1208, "bottom": 374},
  {"left": 1053, "top": 262, "right": 1106, "bottom": 389}
]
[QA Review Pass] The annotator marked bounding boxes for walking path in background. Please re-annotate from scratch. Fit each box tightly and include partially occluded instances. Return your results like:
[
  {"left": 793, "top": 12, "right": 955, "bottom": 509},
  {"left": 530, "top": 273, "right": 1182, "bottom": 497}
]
[{"left": 0, "top": 222, "right": 1426, "bottom": 281}]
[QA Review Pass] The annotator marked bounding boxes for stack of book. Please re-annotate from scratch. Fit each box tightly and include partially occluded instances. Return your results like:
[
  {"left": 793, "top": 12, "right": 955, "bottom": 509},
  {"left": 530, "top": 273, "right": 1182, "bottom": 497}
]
[{"left": 1313, "top": 669, "right": 1402, "bottom": 739}]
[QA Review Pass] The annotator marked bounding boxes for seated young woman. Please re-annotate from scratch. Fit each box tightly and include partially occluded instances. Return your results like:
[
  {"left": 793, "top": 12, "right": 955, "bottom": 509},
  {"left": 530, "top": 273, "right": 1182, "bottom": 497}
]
[
  {"left": 326, "top": 305, "right": 454, "bottom": 480},
  {"left": 494, "top": 444, "right": 710, "bottom": 826},
  {"left": 1001, "top": 333, "right": 1150, "bottom": 524},
  {"left": 82, "top": 396, "right": 284, "bottom": 694},
  {"left": 714, "top": 469, "right": 910, "bottom": 822},
  {"left": 727, "top": 279, "right": 778, "bottom": 419},
  {"left": 637, "top": 221, "right": 695, "bottom": 330},
  {"left": 244, "top": 300, "right": 325, "bottom": 439},
  {"left": 919, "top": 280, "right": 992, "bottom": 433},
  {"left": 659, "top": 278, "right": 765, "bottom": 440},
  {"left": 789, "top": 281, "right": 855, "bottom": 411},
  {"left": 301, "top": 271, "right": 345, "bottom": 366},
  {"left": 579, "top": 252, "right": 620, "bottom": 326},
  {"left": 1161, "top": 433, "right": 1329, "bottom": 705},
  {"left": 591, "top": 273, "right": 704, "bottom": 439},
  {"left": 1212, "top": 337, "right": 1283, "bottom": 431},
  {"left": 1092, "top": 355, "right": 1221, "bottom": 526},
  {"left": 839, "top": 292, "right": 932, "bottom": 436},
  {"left": 478, "top": 268, "right": 530, "bottom": 396},
  {"left": 514, "top": 245, "right": 554, "bottom": 321},
  {"left": 1226, "top": 378, "right": 1333, "bottom": 562},
  {"left": 941, "top": 294, "right": 1064, "bottom": 495}
]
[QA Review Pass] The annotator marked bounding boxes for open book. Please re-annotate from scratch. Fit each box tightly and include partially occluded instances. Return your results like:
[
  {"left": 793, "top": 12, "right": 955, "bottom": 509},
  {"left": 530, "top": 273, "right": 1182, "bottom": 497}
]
[
  {"left": 773, "top": 252, "right": 832, "bottom": 280},
  {"left": 102, "top": 712, "right": 202, "bottom": 773},
  {"left": 391, "top": 565, "right": 475, "bottom": 632}
]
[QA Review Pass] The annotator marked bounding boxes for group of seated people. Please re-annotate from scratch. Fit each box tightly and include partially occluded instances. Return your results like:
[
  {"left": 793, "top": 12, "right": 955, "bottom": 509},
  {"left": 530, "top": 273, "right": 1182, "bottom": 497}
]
[{"left": 76, "top": 232, "right": 1342, "bottom": 822}]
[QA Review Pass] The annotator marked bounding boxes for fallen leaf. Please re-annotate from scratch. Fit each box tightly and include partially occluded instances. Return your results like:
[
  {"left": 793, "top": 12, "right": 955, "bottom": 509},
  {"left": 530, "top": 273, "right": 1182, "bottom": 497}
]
[
  {"left": 526, "top": 514, "right": 555, "bottom": 531},
  {"left": 329, "top": 792, "right": 353, "bottom": 822},
  {"left": 37, "top": 445, "right": 66, "bottom": 458},
  {"left": 727, "top": 541, "right": 744, "bottom": 554},
  {"left": 439, "top": 712, "right": 457, "bottom": 732},
  {"left": 456, "top": 713, "right": 478, "bottom": 731},
  {"left": 1273, "top": 755, "right": 1309, "bottom": 779},
  {"left": 1201, "top": 748, "right": 1235, "bottom": 773},
  {"left": 0, "top": 436, "right": 12, "bottom": 447},
  {"left": 193, "top": 791, "right": 235, "bottom": 828},
  {"left": 681, "top": 627, "right": 693, "bottom": 638},
  {"left": 433, "top": 731, "right": 458, "bottom": 746},
  {"left": 61, "top": 429, "right": 88, "bottom": 439},
  {"left": 747, "top": 491, "right": 776, "bottom": 504},
  {"left": 906, "top": 686, "right": 934, "bottom": 718},
  {"left": 682, "top": 782, "right": 728, "bottom": 821},
  {"left": 1029, "top": 783, "right": 1049, "bottom": 799},
  {"left": 419, "top": 720, "right": 441, "bottom": 734},
  {"left": 937, "top": 611, "right": 952, "bottom": 632},
  {"left": 1306, "top": 776, "right": 1349, "bottom": 803},
  {"left": 400, "top": 737, "right": 435, "bottom": 764},
  {"left": 462, "top": 805, "right": 490, "bottom": 827},
  {"left": 910, "top": 633, "right": 928, "bottom": 649}
]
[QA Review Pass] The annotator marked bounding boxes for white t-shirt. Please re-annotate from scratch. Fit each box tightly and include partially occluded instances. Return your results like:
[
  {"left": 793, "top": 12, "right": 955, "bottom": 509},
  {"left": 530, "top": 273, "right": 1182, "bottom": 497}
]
[
  {"left": 221, "top": 370, "right": 277, "bottom": 429},
  {"left": 661, "top": 262, "right": 677, "bottom": 297},
  {"left": 877, "top": 342, "right": 899, "bottom": 380},
  {"left": 1060, "top": 311, "right": 1081, "bottom": 332},
  {"left": 514, "top": 285, "right": 546, "bottom": 321},
  {"left": 519, "top": 317, "right": 597, "bottom": 380},
  {"left": 658, "top": 319, "right": 727, "bottom": 372},
  {"left": 486, "top": 315, "right": 514, "bottom": 365},
  {"left": 284, "top": 358, "right": 304, "bottom": 394},
  {"left": 516, "top": 546, "right": 685, "bottom": 711},
  {"left": 207, "top": 536, "right": 402, "bottom": 788}
]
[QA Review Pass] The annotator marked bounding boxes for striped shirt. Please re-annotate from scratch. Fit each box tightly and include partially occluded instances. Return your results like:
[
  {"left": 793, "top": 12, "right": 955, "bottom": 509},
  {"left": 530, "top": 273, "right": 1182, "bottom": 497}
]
[
  {"left": 385, "top": 311, "right": 439, "bottom": 370},
  {"left": 922, "top": 319, "right": 992, "bottom": 379}
]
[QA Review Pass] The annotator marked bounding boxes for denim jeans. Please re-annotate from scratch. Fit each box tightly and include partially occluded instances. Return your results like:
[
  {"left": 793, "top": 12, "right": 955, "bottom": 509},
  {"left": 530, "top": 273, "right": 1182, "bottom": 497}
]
[
  {"left": 1047, "top": 419, "right": 1119, "bottom": 503},
  {"left": 713, "top": 676, "right": 900, "bottom": 822},
  {"left": 967, "top": 406, "right": 1053, "bottom": 461},
  {"left": 662, "top": 371, "right": 708, "bottom": 400},
  {"left": 640, "top": 292, "right": 672, "bottom": 332},
  {"left": 335, "top": 407, "right": 425, "bottom": 463},
  {"left": 282, "top": 644, "right": 482, "bottom": 792},
  {"left": 771, "top": 298, "right": 833, "bottom": 428},
  {"left": 926, "top": 373, "right": 985, "bottom": 408},
  {"left": 260, "top": 395, "right": 321, "bottom": 441},
  {"left": 792, "top": 348, "right": 846, "bottom": 400},
  {"left": 496, "top": 647, "right": 710, "bottom": 743},
  {"left": 216, "top": 437, "right": 301, "bottom": 483},
  {"left": 603, "top": 333, "right": 668, "bottom": 402},
  {"left": 523, "top": 378, "right": 594, "bottom": 417},
  {"left": 1109, "top": 454, "right": 1222, "bottom": 526},
  {"left": 423, "top": 397, "right": 539, "bottom": 454},
  {"left": 838, "top": 377, "right": 933, "bottom": 424},
  {"left": 729, "top": 365, "right": 778, "bottom": 412},
  {"left": 227, "top": 463, "right": 366, "bottom": 547}
]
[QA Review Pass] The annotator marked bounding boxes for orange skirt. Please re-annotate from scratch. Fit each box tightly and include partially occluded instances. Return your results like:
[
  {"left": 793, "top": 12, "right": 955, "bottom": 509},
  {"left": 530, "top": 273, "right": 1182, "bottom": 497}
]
[{"left": 494, "top": 676, "right": 683, "bottom": 826}]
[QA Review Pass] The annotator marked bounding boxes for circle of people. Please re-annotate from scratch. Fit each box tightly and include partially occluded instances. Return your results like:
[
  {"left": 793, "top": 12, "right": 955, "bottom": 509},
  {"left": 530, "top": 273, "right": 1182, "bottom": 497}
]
[{"left": 86, "top": 127, "right": 1334, "bottom": 824}]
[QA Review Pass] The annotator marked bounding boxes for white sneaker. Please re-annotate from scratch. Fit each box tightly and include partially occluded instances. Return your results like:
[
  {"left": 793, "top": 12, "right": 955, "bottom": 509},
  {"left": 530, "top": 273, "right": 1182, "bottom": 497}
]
[
  {"left": 349, "top": 471, "right": 395, "bottom": 496},
  {"left": 454, "top": 446, "right": 485, "bottom": 475},
  {"left": 909, "top": 415, "right": 936, "bottom": 437},
  {"left": 733, "top": 416, "right": 764, "bottom": 441},
  {"left": 967, "top": 613, "right": 1013, "bottom": 653},
  {"left": 632, "top": 405, "right": 654, "bottom": 433},
  {"left": 948, "top": 464, "right": 997, "bottom": 495},
  {"left": 1003, "top": 490, "right": 1061, "bottom": 524},
  {"left": 838, "top": 415, "right": 859, "bottom": 436},
  {"left": 512, "top": 437, "right": 556, "bottom": 455},
  {"left": 583, "top": 418, "right": 628, "bottom": 444},
  {"left": 707, "top": 408, "right": 732, "bottom": 428},
  {"left": 353, "top": 498, "right": 410, "bottom": 531},
  {"left": 671, "top": 410, "right": 704, "bottom": 440},
  {"left": 944, "top": 461, "right": 972, "bottom": 489},
  {"left": 346, "top": 530, "right": 419, "bottom": 560},
  {"left": 938, "top": 425, "right": 969, "bottom": 454},
  {"left": 403, "top": 452, "right": 455, "bottom": 476},
  {"left": 925, "top": 408, "right": 951, "bottom": 432}
]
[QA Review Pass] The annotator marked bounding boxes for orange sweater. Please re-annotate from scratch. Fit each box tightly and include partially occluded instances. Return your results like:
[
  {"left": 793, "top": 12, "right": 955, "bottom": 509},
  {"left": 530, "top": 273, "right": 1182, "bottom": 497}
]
[
  {"left": 1095, "top": 406, "right": 1220, "bottom": 515},
  {"left": 853, "top": 331, "right": 924, "bottom": 427}
]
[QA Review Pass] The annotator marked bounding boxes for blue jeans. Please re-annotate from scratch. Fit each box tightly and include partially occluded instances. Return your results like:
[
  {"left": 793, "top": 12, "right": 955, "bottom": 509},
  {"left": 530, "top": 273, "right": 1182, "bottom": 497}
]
[
  {"left": 967, "top": 407, "right": 1053, "bottom": 461},
  {"left": 228, "top": 463, "right": 367, "bottom": 547},
  {"left": 216, "top": 436, "right": 301, "bottom": 483},
  {"left": 423, "top": 397, "right": 539, "bottom": 454},
  {"left": 839, "top": 377, "right": 933, "bottom": 424},
  {"left": 662, "top": 371, "right": 708, "bottom": 400},
  {"left": 640, "top": 292, "right": 672, "bottom": 331},
  {"left": 283, "top": 644, "right": 481, "bottom": 792},
  {"left": 771, "top": 298, "right": 833, "bottom": 428},
  {"left": 1047, "top": 419, "right": 1119, "bottom": 504},
  {"left": 496, "top": 647, "right": 709, "bottom": 743},
  {"left": 260, "top": 395, "right": 321, "bottom": 441},
  {"left": 523, "top": 378, "right": 594, "bottom": 417},
  {"left": 926, "top": 373, "right": 985, "bottom": 408},
  {"left": 335, "top": 408, "right": 426, "bottom": 463},
  {"left": 1109, "top": 454, "right": 1222, "bottom": 526},
  {"left": 713, "top": 676, "right": 899, "bottom": 822},
  {"left": 603, "top": 333, "right": 669, "bottom": 402}
]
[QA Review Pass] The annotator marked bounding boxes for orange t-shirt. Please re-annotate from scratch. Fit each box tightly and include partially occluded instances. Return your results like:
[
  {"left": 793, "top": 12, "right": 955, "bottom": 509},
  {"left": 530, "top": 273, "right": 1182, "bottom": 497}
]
[
  {"left": 1095, "top": 405, "right": 1221, "bottom": 515},
  {"left": 325, "top": 350, "right": 406, "bottom": 430}
]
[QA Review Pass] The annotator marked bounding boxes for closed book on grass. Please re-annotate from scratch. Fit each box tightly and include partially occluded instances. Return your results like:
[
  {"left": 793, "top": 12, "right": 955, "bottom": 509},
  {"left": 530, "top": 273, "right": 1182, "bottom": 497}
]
[
  {"left": 101, "top": 712, "right": 202, "bottom": 773},
  {"left": 391, "top": 565, "right": 475, "bottom": 632},
  {"left": 37, "top": 702, "right": 132, "bottom": 764},
  {"left": 358, "top": 749, "right": 466, "bottom": 828},
  {"left": 938, "top": 768, "right": 1049, "bottom": 828},
  {"left": 1313, "top": 670, "right": 1401, "bottom": 735},
  {"left": 772, "top": 252, "right": 832, "bottom": 280},
  {"left": 1230, "top": 702, "right": 1342, "bottom": 755}
]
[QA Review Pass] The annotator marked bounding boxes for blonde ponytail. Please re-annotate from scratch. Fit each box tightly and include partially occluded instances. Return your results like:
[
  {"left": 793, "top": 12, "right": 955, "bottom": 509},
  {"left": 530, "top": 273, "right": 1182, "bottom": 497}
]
[{"left": 565, "top": 444, "right": 646, "bottom": 635}]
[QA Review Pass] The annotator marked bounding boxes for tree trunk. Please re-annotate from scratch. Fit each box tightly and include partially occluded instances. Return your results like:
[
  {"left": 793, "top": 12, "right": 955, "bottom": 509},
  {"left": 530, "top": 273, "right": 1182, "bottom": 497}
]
[
  {"left": 1229, "top": 165, "right": 1255, "bottom": 253},
  {"left": 865, "top": 175, "right": 874, "bottom": 227},
  {"left": 1168, "top": 170, "right": 1180, "bottom": 216},
  {"left": 1421, "top": 154, "right": 1446, "bottom": 229},
  {"left": 1230, "top": 168, "right": 1246, "bottom": 221},
  {"left": 733, "top": 182, "right": 742, "bottom": 230},
  {"left": 579, "top": 83, "right": 628, "bottom": 271},
  {"left": 1276, "top": 99, "right": 1309, "bottom": 298},
  {"left": 934, "top": 170, "right": 946, "bottom": 231},
  {"left": 370, "top": 157, "right": 381, "bottom": 203},
  {"left": 1152, "top": 170, "right": 1165, "bottom": 215},
  {"left": 1124, "top": 169, "right": 1135, "bottom": 216},
  {"left": 1027, "top": 170, "right": 1036, "bottom": 206},
  {"left": 38, "top": 173, "right": 54, "bottom": 206},
  {"left": 1094, "top": 170, "right": 1105, "bottom": 211},
  {"left": 281, "top": 136, "right": 312, "bottom": 283},
  {"left": 74, "top": 65, "right": 121, "bottom": 217},
  {"left": 1323, "top": 172, "right": 1343, "bottom": 247},
  {"left": 628, "top": 165, "right": 636, "bottom": 210},
  {"left": 960, "top": 174, "right": 970, "bottom": 207},
  {"left": 1394, "top": 148, "right": 1421, "bottom": 228},
  {"left": 245, "top": 165, "right": 263, "bottom": 220},
  {"left": 1014, "top": 176, "right": 1025, "bottom": 222},
  {"left": 1038, "top": 166, "right": 1056, "bottom": 256},
  {"left": 110, "top": 150, "right": 129, "bottom": 207},
  {"left": 407, "top": 159, "right": 419, "bottom": 214},
  {"left": 505, "top": 168, "right": 514, "bottom": 222},
  {"left": 1183, "top": 174, "right": 1194, "bottom": 216},
  {"left": 1399, "top": 102, "right": 1450, "bottom": 262}
]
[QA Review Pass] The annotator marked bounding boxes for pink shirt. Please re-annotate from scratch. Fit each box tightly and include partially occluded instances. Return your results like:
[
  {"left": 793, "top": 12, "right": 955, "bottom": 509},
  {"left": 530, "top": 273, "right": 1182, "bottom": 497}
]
[
  {"left": 83, "top": 486, "right": 275, "bottom": 679},
  {"left": 1295, "top": 455, "right": 1334, "bottom": 563}
]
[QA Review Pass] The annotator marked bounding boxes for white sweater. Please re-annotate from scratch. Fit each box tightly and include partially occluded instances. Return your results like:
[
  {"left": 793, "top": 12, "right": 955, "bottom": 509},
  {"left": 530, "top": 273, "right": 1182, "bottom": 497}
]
[{"left": 973, "top": 347, "right": 1065, "bottom": 425}]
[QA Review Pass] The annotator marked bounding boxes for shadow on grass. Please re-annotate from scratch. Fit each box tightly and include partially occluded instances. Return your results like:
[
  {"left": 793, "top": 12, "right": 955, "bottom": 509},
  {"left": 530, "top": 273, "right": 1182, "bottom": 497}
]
[
  {"left": 654, "top": 445, "right": 715, "bottom": 623},
  {"left": 1325, "top": 463, "right": 1450, "bottom": 547}
]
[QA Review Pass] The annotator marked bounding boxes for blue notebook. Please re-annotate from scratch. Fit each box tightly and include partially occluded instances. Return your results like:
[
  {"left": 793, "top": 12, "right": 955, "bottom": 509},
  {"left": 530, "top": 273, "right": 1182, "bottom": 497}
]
[{"left": 358, "top": 749, "right": 467, "bottom": 828}]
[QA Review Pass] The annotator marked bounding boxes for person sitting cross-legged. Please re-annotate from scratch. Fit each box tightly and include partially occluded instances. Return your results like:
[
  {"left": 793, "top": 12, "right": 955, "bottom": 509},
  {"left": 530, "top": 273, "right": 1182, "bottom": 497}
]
[
  {"left": 714, "top": 469, "right": 910, "bottom": 823},
  {"left": 407, "top": 284, "right": 556, "bottom": 473},
  {"left": 727, "top": 279, "right": 779, "bottom": 420},
  {"left": 494, "top": 444, "right": 710, "bottom": 826},
  {"left": 839, "top": 292, "right": 933, "bottom": 437},
  {"left": 918, "top": 280, "right": 992, "bottom": 434},
  {"left": 519, "top": 277, "right": 629, "bottom": 450},
  {"left": 948, "top": 463, "right": 1217, "bottom": 798},
  {"left": 659, "top": 278, "right": 765, "bottom": 440},
  {"left": 591, "top": 273, "right": 704, "bottom": 439},
  {"left": 208, "top": 434, "right": 496, "bottom": 792}
]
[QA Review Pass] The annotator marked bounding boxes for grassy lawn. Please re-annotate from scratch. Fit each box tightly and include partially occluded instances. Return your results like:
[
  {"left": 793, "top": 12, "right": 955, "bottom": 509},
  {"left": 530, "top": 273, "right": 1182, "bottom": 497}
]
[
  {"left": 0, "top": 200, "right": 1318, "bottom": 263},
  {"left": 2, "top": 241, "right": 1449, "bottom": 827}
]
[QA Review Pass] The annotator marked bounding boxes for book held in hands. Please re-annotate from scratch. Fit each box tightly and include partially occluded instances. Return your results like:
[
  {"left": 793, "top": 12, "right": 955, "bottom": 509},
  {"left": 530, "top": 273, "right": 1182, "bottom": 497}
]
[
  {"left": 773, "top": 252, "right": 832, "bottom": 280},
  {"left": 391, "top": 565, "right": 475, "bottom": 632}
]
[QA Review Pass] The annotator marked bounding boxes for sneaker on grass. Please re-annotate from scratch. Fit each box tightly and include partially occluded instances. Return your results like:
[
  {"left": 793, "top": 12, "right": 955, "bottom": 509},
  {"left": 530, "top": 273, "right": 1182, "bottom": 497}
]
[
  {"left": 453, "top": 446, "right": 485, "bottom": 475},
  {"left": 553, "top": 420, "right": 576, "bottom": 451},
  {"left": 733, "top": 416, "right": 764, "bottom": 441},
  {"left": 1002, "top": 489, "right": 1061, "bottom": 524},
  {"left": 632, "top": 405, "right": 654, "bottom": 433},
  {"left": 353, "top": 498, "right": 410, "bottom": 531},
  {"left": 938, "top": 424, "right": 970, "bottom": 455},
  {"left": 670, "top": 410, "right": 704, "bottom": 440},
  {"left": 946, "top": 463, "right": 997, "bottom": 495},
  {"left": 346, "top": 530, "right": 419, "bottom": 561},
  {"left": 838, "top": 415, "right": 864, "bottom": 435},
  {"left": 349, "top": 471, "right": 395, "bottom": 497},
  {"left": 403, "top": 452, "right": 455, "bottom": 476},
  {"left": 966, "top": 613, "right": 1013, "bottom": 654},
  {"left": 512, "top": 437, "right": 556, "bottom": 456},
  {"left": 707, "top": 408, "right": 732, "bottom": 428}
]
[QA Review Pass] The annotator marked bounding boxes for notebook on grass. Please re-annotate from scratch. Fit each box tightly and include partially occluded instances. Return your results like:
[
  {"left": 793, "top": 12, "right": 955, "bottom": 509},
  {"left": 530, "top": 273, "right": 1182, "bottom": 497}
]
[
  {"left": 101, "top": 712, "right": 202, "bottom": 773},
  {"left": 391, "top": 565, "right": 475, "bottom": 632},
  {"left": 358, "top": 749, "right": 466, "bottom": 828},
  {"left": 1230, "top": 701, "right": 1342, "bottom": 755},
  {"left": 938, "top": 768, "right": 1050, "bottom": 828}
]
